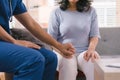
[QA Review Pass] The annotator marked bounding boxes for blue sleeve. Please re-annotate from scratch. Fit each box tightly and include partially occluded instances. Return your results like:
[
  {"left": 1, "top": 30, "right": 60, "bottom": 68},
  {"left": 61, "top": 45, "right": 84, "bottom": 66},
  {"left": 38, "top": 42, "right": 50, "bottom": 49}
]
[
  {"left": 48, "top": 9, "right": 60, "bottom": 41},
  {"left": 13, "top": 0, "right": 27, "bottom": 15},
  {"left": 89, "top": 8, "right": 101, "bottom": 38}
]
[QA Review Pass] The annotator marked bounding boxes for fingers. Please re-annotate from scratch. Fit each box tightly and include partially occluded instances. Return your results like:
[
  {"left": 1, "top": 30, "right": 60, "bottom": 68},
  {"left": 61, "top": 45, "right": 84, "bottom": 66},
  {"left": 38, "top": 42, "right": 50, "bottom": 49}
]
[
  {"left": 84, "top": 51, "right": 100, "bottom": 62},
  {"left": 60, "top": 43, "right": 75, "bottom": 58},
  {"left": 16, "top": 40, "right": 41, "bottom": 49},
  {"left": 91, "top": 52, "right": 100, "bottom": 62},
  {"left": 68, "top": 48, "right": 75, "bottom": 53},
  {"left": 28, "top": 43, "right": 41, "bottom": 49},
  {"left": 63, "top": 43, "right": 75, "bottom": 51},
  {"left": 64, "top": 50, "right": 73, "bottom": 56},
  {"left": 83, "top": 53, "right": 87, "bottom": 61},
  {"left": 61, "top": 53, "right": 73, "bottom": 59},
  {"left": 61, "top": 49, "right": 74, "bottom": 59},
  {"left": 62, "top": 43, "right": 75, "bottom": 55},
  {"left": 84, "top": 52, "right": 91, "bottom": 61},
  {"left": 67, "top": 43, "right": 75, "bottom": 54},
  {"left": 91, "top": 53, "right": 95, "bottom": 62}
]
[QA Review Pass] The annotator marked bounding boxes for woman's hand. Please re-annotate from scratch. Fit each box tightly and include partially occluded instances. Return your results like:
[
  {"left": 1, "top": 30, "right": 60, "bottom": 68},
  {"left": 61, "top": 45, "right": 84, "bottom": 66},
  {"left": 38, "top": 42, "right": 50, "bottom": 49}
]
[
  {"left": 83, "top": 50, "right": 100, "bottom": 62},
  {"left": 59, "top": 43, "right": 75, "bottom": 58},
  {"left": 14, "top": 40, "right": 41, "bottom": 49}
]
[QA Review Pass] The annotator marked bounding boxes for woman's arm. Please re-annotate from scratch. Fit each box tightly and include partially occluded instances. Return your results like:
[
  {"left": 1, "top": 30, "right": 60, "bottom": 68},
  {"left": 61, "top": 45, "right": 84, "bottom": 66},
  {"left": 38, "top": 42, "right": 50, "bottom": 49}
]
[
  {"left": 84, "top": 37, "right": 99, "bottom": 61},
  {"left": 88, "top": 37, "right": 98, "bottom": 51},
  {"left": 84, "top": 8, "right": 100, "bottom": 61}
]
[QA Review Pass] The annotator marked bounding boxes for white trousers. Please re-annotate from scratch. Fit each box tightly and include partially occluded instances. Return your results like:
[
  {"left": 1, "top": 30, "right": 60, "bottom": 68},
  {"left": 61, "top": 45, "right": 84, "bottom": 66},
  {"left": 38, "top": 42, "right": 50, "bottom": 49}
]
[{"left": 53, "top": 50, "right": 99, "bottom": 80}]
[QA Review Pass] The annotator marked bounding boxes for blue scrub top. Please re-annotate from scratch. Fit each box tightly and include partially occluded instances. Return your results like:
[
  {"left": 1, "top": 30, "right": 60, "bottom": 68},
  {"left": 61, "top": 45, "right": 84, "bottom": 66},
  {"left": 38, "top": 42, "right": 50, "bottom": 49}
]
[{"left": 0, "top": 0, "right": 27, "bottom": 33}]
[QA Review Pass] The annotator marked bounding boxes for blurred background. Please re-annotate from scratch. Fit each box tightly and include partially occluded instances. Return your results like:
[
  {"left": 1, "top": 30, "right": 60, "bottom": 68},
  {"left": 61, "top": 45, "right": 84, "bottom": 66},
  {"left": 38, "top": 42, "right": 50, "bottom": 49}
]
[{"left": 11, "top": 0, "right": 120, "bottom": 28}]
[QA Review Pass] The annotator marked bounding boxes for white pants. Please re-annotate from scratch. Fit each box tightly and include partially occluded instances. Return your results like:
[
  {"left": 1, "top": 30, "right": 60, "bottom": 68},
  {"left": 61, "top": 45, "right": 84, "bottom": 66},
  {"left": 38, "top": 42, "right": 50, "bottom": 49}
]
[{"left": 53, "top": 50, "right": 99, "bottom": 80}]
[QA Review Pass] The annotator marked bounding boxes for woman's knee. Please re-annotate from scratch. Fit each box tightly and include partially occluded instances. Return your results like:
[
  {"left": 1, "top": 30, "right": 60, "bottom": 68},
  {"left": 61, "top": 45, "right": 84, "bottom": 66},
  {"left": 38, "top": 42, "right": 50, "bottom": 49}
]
[
  {"left": 77, "top": 52, "right": 94, "bottom": 73},
  {"left": 59, "top": 56, "right": 78, "bottom": 78},
  {"left": 60, "top": 55, "right": 77, "bottom": 70}
]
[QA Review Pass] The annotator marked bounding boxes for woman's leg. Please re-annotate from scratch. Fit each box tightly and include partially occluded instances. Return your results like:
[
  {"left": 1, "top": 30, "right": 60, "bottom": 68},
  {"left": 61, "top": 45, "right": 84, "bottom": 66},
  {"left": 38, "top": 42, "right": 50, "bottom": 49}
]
[
  {"left": 38, "top": 48, "right": 57, "bottom": 80},
  {"left": 53, "top": 50, "right": 78, "bottom": 80},
  {"left": 0, "top": 41, "right": 45, "bottom": 80},
  {"left": 77, "top": 51, "right": 95, "bottom": 80}
]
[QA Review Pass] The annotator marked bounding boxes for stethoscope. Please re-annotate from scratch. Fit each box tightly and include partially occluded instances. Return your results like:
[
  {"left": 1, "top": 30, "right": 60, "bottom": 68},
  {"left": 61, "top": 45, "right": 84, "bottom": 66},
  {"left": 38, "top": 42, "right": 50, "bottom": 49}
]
[{"left": 9, "top": 0, "right": 13, "bottom": 22}]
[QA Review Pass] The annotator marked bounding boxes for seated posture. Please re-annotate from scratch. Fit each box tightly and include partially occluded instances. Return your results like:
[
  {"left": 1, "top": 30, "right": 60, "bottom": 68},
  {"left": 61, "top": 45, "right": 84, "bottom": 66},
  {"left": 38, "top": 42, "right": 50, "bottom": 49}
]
[
  {"left": 0, "top": 0, "right": 75, "bottom": 80},
  {"left": 48, "top": 0, "right": 100, "bottom": 80}
]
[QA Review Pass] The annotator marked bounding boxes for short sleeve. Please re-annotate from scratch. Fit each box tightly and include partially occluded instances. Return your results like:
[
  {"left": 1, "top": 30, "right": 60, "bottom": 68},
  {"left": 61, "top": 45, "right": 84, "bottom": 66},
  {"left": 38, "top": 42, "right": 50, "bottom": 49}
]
[
  {"left": 13, "top": 0, "right": 27, "bottom": 15},
  {"left": 48, "top": 8, "right": 60, "bottom": 40},
  {"left": 89, "top": 8, "right": 101, "bottom": 38}
]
